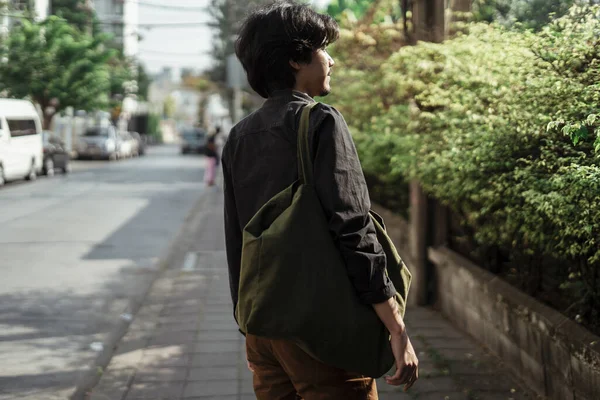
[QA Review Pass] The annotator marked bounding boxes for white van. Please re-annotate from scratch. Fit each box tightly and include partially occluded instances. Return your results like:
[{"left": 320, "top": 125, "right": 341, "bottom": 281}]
[{"left": 0, "top": 99, "right": 43, "bottom": 186}]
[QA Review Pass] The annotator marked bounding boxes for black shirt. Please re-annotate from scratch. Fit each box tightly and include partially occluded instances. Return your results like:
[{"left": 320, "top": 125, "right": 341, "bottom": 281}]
[
  {"left": 205, "top": 134, "right": 218, "bottom": 160},
  {"left": 222, "top": 89, "right": 396, "bottom": 315}
]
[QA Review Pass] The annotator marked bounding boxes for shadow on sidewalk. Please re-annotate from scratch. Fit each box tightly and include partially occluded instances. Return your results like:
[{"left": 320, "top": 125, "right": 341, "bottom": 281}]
[{"left": 0, "top": 271, "right": 155, "bottom": 397}]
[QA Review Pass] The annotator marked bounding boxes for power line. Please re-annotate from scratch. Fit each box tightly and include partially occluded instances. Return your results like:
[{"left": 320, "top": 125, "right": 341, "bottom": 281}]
[
  {"left": 130, "top": 0, "right": 208, "bottom": 12},
  {"left": 98, "top": 21, "right": 211, "bottom": 29},
  {"left": 0, "top": 13, "right": 211, "bottom": 29},
  {"left": 139, "top": 49, "right": 209, "bottom": 56},
  {"left": 137, "top": 22, "right": 210, "bottom": 28}
]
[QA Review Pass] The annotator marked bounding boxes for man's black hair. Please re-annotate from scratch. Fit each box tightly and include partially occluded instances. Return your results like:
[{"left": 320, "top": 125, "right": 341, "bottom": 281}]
[{"left": 235, "top": 1, "right": 339, "bottom": 98}]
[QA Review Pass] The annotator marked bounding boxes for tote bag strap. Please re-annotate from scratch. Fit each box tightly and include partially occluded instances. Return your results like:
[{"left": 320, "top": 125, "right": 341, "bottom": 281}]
[{"left": 297, "top": 102, "right": 319, "bottom": 185}]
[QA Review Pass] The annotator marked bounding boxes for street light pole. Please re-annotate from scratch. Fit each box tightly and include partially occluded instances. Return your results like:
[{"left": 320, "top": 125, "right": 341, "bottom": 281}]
[{"left": 226, "top": 0, "right": 243, "bottom": 124}]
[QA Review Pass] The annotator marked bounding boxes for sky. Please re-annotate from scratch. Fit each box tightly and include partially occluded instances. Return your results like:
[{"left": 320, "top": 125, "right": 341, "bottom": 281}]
[
  {"left": 137, "top": 0, "right": 214, "bottom": 79},
  {"left": 137, "top": 0, "right": 331, "bottom": 81}
]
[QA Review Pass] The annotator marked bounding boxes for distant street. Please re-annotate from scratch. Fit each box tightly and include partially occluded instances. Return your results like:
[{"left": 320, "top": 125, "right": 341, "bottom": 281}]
[{"left": 0, "top": 146, "right": 206, "bottom": 399}]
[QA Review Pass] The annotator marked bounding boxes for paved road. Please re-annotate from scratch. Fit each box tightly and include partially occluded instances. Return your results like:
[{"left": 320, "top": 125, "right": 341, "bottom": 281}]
[{"left": 0, "top": 146, "right": 207, "bottom": 400}]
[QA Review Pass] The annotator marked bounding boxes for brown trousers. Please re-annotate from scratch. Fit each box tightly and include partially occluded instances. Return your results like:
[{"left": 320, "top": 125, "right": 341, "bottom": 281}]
[{"left": 246, "top": 334, "right": 378, "bottom": 400}]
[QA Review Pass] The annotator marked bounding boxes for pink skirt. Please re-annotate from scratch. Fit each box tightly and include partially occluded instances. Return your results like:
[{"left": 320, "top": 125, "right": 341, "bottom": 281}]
[{"left": 205, "top": 156, "right": 216, "bottom": 185}]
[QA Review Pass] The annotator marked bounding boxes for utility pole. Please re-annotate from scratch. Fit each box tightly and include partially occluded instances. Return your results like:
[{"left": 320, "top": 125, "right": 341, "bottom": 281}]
[
  {"left": 226, "top": 0, "right": 243, "bottom": 124},
  {"left": 227, "top": 54, "right": 244, "bottom": 124},
  {"left": 407, "top": 0, "right": 447, "bottom": 306}
]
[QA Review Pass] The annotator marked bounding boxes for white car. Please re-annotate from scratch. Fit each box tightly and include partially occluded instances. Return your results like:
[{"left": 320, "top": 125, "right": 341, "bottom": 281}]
[
  {"left": 77, "top": 126, "right": 119, "bottom": 160},
  {"left": 0, "top": 99, "right": 43, "bottom": 186}
]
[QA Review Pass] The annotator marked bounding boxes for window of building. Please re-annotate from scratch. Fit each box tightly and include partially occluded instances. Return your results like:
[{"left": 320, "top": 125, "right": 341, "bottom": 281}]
[
  {"left": 10, "top": 0, "right": 30, "bottom": 13},
  {"left": 114, "top": 0, "right": 124, "bottom": 15}
]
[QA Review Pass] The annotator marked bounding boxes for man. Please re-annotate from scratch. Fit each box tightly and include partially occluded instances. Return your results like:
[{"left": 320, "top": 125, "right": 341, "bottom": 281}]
[{"left": 222, "top": 2, "right": 418, "bottom": 399}]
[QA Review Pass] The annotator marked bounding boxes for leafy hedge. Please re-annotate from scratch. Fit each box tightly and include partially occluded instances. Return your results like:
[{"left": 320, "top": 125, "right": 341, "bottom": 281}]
[
  {"left": 471, "top": 0, "right": 579, "bottom": 31},
  {"left": 328, "top": 5, "right": 600, "bottom": 327}
]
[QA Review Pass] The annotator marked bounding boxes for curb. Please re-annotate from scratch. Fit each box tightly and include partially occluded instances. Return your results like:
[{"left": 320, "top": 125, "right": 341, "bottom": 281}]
[{"left": 70, "top": 188, "right": 214, "bottom": 400}]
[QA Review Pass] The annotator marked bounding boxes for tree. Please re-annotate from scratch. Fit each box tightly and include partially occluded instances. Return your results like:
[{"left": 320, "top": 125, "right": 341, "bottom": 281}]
[
  {"left": 207, "top": 0, "right": 234, "bottom": 84},
  {"left": 107, "top": 54, "right": 135, "bottom": 123},
  {"left": 137, "top": 64, "right": 151, "bottom": 100},
  {"left": 181, "top": 73, "right": 217, "bottom": 93},
  {"left": 53, "top": 0, "right": 136, "bottom": 100},
  {"left": 326, "top": 0, "right": 376, "bottom": 21},
  {"left": 207, "top": 0, "right": 271, "bottom": 84},
  {"left": 471, "top": 0, "right": 585, "bottom": 30},
  {"left": 163, "top": 95, "right": 176, "bottom": 119},
  {"left": 328, "top": 3, "right": 600, "bottom": 328},
  {"left": 0, "top": 17, "right": 114, "bottom": 128},
  {"left": 51, "top": 0, "right": 101, "bottom": 35},
  {"left": 109, "top": 57, "right": 133, "bottom": 101}
]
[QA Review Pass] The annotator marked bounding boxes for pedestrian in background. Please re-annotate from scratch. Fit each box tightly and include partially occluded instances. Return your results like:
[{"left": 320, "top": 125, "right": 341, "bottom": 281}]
[
  {"left": 204, "top": 126, "right": 221, "bottom": 186},
  {"left": 222, "top": 2, "right": 418, "bottom": 399}
]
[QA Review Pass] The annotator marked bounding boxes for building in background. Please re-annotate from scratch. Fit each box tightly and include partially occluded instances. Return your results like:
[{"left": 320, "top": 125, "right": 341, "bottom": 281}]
[
  {"left": 1, "top": 0, "right": 50, "bottom": 38},
  {"left": 92, "top": 0, "right": 140, "bottom": 139},
  {"left": 0, "top": 0, "right": 138, "bottom": 59},
  {"left": 171, "top": 89, "right": 201, "bottom": 128},
  {"left": 148, "top": 67, "right": 176, "bottom": 117},
  {"left": 203, "top": 94, "right": 231, "bottom": 136},
  {"left": 34, "top": 0, "right": 50, "bottom": 21},
  {"left": 149, "top": 68, "right": 200, "bottom": 126},
  {"left": 92, "top": 0, "right": 139, "bottom": 58}
]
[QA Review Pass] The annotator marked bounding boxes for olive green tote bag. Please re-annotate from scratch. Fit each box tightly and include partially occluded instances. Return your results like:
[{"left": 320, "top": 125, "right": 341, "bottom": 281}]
[{"left": 236, "top": 102, "right": 412, "bottom": 378}]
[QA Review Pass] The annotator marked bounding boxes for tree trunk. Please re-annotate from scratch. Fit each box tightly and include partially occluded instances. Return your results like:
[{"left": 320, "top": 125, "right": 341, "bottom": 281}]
[
  {"left": 36, "top": 98, "right": 54, "bottom": 130},
  {"left": 401, "top": 0, "right": 414, "bottom": 43},
  {"left": 412, "top": 0, "right": 446, "bottom": 43},
  {"left": 43, "top": 111, "right": 55, "bottom": 131},
  {"left": 363, "top": 0, "right": 383, "bottom": 25},
  {"left": 450, "top": 0, "right": 471, "bottom": 12}
]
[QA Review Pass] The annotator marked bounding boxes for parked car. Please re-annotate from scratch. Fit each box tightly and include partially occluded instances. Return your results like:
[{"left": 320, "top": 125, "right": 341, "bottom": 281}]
[
  {"left": 42, "top": 131, "right": 70, "bottom": 176},
  {"left": 0, "top": 99, "right": 43, "bottom": 186},
  {"left": 180, "top": 128, "right": 207, "bottom": 154},
  {"left": 130, "top": 132, "right": 146, "bottom": 156},
  {"left": 77, "top": 126, "right": 119, "bottom": 160}
]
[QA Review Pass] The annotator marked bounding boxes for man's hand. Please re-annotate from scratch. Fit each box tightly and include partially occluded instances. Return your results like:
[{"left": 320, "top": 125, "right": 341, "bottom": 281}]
[
  {"left": 372, "top": 297, "right": 419, "bottom": 390},
  {"left": 385, "top": 330, "right": 419, "bottom": 390},
  {"left": 247, "top": 359, "right": 256, "bottom": 373}
]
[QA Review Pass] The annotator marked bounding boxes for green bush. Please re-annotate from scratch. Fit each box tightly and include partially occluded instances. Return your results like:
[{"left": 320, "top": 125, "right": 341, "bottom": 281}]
[
  {"left": 329, "top": 5, "right": 600, "bottom": 327},
  {"left": 324, "top": 19, "right": 411, "bottom": 211},
  {"left": 471, "top": 0, "right": 579, "bottom": 31},
  {"left": 147, "top": 113, "right": 163, "bottom": 144}
]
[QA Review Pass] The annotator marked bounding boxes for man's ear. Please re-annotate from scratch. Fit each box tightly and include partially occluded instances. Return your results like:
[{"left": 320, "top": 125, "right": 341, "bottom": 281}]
[{"left": 289, "top": 59, "right": 302, "bottom": 71}]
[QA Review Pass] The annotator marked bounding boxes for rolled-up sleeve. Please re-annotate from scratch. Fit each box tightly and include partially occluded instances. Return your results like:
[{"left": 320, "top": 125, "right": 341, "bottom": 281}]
[{"left": 311, "top": 106, "right": 396, "bottom": 304}]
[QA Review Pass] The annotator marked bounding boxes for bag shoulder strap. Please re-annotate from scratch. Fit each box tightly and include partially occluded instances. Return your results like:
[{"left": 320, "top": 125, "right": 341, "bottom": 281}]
[{"left": 297, "top": 102, "right": 319, "bottom": 185}]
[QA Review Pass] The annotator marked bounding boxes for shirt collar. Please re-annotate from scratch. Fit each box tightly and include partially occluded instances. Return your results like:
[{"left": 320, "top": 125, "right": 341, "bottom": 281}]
[{"left": 264, "top": 89, "right": 314, "bottom": 107}]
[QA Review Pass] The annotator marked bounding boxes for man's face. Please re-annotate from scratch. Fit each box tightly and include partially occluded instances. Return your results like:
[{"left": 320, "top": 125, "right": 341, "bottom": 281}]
[{"left": 293, "top": 49, "right": 335, "bottom": 97}]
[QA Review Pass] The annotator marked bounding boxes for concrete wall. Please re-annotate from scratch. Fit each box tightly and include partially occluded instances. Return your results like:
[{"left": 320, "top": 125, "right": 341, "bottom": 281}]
[
  {"left": 372, "top": 200, "right": 600, "bottom": 398},
  {"left": 428, "top": 246, "right": 600, "bottom": 400}
]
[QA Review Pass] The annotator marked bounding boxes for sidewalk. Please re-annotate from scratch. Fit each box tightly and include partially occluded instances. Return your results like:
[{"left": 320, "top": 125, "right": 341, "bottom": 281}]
[{"left": 86, "top": 188, "right": 537, "bottom": 400}]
